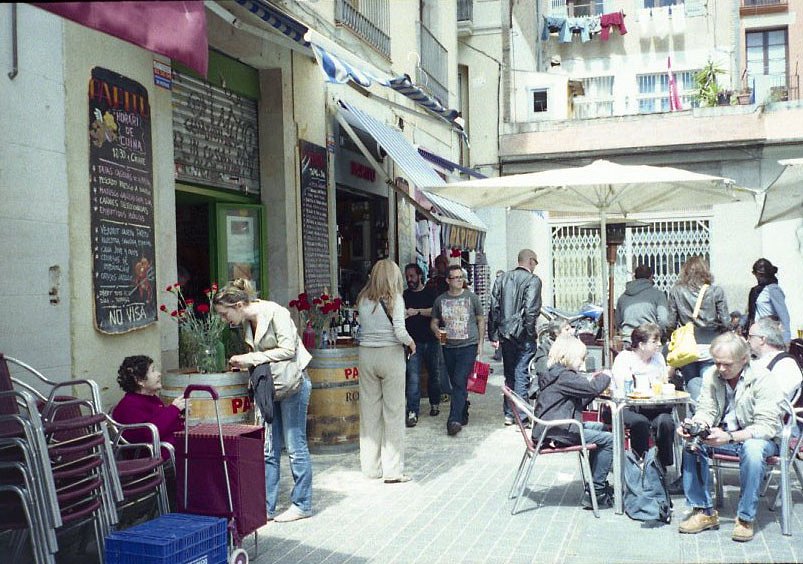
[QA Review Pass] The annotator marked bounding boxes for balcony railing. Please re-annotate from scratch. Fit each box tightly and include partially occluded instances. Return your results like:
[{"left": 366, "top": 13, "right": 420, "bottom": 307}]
[
  {"left": 457, "top": 0, "right": 474, "bottom": 22},
  {"left": 335, "top": 0, "right": 391, "bottom": 59},
  {"left": 740, "top": 0, "right": 788, "bottom": 15},
  {"left": 418, "top": 23, "right": 449, "bottom": 105}
]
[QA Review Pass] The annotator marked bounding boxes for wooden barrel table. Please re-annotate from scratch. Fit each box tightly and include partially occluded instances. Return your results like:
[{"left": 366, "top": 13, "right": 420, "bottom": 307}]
[
  {"left": 161, "top": 370, "right": 255, "bottom": 425},
  {"left": 306, "top": 346, "right": 360, "bottom": 453}
]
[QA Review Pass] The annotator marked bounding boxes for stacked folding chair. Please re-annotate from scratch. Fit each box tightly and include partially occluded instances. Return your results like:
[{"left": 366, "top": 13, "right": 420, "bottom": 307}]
[{"left": 0, "top": 354, "right": 171, "bottom": 562}]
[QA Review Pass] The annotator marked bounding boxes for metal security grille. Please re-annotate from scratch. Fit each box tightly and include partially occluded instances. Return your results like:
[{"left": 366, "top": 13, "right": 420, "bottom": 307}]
[{"left": 552, "top": 219, "right": 710, "bottom": 310}]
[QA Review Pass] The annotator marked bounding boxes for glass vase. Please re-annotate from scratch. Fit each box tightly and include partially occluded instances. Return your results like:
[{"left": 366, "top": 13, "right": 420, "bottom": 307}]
[{"left": 195, "top": 340, "right": 226, "bottom": 373}]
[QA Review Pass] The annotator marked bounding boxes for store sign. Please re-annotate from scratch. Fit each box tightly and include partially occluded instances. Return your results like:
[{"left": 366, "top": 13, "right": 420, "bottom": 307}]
[
  {"left": 172, "top": 71, "right": 260, "bottom": 193},
  {"left": 350, "top": 161, "right": 376, "bottom": 182},
  {"left": 299, "top": 141, "right": 331, "bottom": 298},
  {"left": 153, "top": 59, "right": 172, "bottom": 90},
  {"left": 88, "top": 67, "right": 157, "bottom": 334}
]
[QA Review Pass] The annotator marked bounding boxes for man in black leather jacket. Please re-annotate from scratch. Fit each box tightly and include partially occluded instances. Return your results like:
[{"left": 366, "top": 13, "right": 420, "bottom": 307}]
[{"left": 490, "top": 249, "right": 542, "bottom": 425}]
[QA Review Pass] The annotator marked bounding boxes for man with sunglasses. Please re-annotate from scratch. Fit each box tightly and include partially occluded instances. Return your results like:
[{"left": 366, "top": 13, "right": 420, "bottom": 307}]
[{"left": 489, "top": 249, "right": 542, "bottom": 426}]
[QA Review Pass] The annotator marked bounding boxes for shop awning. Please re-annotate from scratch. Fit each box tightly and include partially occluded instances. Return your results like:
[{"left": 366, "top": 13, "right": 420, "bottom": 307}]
[
  {"left": 35, "top": 2, "right": 208, "bottom": 75},
  {"left": 417, "top": 147, "right": 487, "bottom": 180},
  {"left": 336, "top": 100, "right": 486, "bottom": 233},
  {"left": 234, "top": 0, "right": 309, "bottom": 46}
]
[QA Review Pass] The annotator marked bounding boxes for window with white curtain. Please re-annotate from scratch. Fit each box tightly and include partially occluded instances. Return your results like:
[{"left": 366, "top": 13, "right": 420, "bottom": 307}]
[
  {"left": 573, "top": 76, "right": 614, "bottom": 118},
  {"left": 746, "top": 28, "right": 788, "bottom": 88},
  {"left": 636, "top": 70, "right": 698, "bottom": 113}
]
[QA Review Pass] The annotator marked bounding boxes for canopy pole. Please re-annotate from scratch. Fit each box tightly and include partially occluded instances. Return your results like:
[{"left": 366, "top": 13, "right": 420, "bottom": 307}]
[{"left": 600, "top": 211, "right": 610, "bottom": 368}]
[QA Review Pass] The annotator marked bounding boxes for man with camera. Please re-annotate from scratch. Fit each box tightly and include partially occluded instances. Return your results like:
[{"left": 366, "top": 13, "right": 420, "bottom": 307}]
[{"left": 676, "top": 332, "right": 784, "bottom": 542}]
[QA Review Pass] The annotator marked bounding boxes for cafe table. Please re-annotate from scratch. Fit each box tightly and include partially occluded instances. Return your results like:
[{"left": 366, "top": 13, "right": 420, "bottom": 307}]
[{"left": 601, "top": 390, "right": 692, "bottom": 515}]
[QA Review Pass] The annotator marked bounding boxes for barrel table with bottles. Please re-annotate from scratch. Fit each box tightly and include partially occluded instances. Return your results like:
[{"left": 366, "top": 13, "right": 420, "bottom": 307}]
[{"left": 305, "top": 344, "right": 360, "bottom": 453}]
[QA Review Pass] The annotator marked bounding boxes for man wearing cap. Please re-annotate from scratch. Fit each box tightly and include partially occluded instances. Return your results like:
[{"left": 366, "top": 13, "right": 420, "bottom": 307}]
[{"left": 614, "top": 264, "right": 669, "bottom": 346}]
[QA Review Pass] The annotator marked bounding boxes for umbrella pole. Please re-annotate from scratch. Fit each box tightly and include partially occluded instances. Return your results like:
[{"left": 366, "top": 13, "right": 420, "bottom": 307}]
[{"left": 600, "top": 213, "right": 610, "bottom": 367}]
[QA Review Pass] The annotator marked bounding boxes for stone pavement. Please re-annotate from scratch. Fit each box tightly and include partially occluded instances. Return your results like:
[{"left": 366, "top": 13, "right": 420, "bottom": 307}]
[{"left": 248, "top": 351, "right": 803, "bottom": 564}]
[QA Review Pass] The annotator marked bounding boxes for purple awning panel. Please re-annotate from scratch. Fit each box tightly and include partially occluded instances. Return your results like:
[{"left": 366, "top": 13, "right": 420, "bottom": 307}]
[{"left": 35, "top": 2, "right": 208, "bottom": 76}]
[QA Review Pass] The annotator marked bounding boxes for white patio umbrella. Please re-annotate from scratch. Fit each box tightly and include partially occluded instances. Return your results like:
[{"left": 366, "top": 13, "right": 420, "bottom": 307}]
[
  {"left": 757, "top": 158, "right": 803, "bottom": 226},
  {"left": 424, "top": 159, "right": 758, "bottom": 363}
]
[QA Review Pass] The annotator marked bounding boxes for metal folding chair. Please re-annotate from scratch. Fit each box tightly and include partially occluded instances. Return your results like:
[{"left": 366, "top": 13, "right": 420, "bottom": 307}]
[{"left": 502, "top": 385, "right": 600, "bottom": 517}]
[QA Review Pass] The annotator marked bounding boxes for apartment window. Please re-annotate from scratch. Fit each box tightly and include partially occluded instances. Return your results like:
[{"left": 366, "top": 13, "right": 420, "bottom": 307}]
[
  {"left": 549, "top": 0, "right": 606, "bottom": 17},
  {"left": 636, "top": 70, "right": 697, "bottom": 113},
  {"left": 532, "top": 89, "right": 548, "bottom": 112},
  {"left": 746, "top": 28, "right": 788, "bottom": 87},
  {"left": 574, "top": 76, "right": 614, "bottom": 119},
  {"left": 642, "top": 0, "right": 682, "bottom": 7}
]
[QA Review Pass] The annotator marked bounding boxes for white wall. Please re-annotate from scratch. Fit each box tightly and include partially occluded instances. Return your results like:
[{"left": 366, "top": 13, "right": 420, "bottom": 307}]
[{"left": 0, "top": 4, "right": 72, "bottom": 385}]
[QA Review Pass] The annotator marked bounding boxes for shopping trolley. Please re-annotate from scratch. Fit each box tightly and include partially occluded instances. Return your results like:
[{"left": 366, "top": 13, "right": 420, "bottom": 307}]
[{"left": 177, "top": 384, "right": 267, "bottom": 564}]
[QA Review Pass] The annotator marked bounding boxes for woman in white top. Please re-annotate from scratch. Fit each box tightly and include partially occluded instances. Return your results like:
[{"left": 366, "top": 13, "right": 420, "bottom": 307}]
[
  {"left": 356, "top": 259, "right": 416, "bottom": 483},
  {"left": 612, "top": 323, "right": 675, "bottom": 467}
]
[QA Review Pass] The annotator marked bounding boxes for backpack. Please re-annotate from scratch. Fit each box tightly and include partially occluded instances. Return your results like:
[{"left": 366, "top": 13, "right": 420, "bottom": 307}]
[{"left": 623, "top": 447, "right": 672, "bottom": 524}]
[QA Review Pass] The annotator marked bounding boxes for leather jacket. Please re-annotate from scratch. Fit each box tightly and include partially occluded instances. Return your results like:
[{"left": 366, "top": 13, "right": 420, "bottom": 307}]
[
  {"left": 667, "top": 284, "right": 729, "bottom": 344},
  {"left": 489, "top": 267, "right": 542, "bottom": 342}
]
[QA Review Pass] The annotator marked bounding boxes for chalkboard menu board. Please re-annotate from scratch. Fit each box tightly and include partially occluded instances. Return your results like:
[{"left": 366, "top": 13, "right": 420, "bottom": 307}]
[
  {"left": 299, "top": 140, "right": 330, "bottom": 298},
  {"left": 88, "top": 67, "right": 157, "bottom": 334}
]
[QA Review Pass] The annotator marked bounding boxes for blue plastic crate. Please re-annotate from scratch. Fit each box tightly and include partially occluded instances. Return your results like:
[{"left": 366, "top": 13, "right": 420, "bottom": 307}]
[{"left": 105, "top": 513, "right": 227, "bottom": 564}]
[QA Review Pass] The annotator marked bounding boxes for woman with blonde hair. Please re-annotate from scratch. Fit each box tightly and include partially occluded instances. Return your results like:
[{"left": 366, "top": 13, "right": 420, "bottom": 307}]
[
  {"left": 532, "top": 334, "right": 614, "bottom": 508},
  {"left": 356, "top": 259, "right": 416, "bottom": 483},
  {"left": 667, "top": 256, "right": 729, "bottom": 401},
  {"left": 213, "top": 279, "right": 313, "bottom": 522}
]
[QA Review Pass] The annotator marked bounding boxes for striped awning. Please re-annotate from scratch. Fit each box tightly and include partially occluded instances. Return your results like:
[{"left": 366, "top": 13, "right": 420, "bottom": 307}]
[
  {"left": 387, "top": 74, "right": 459, "bottom": 122},
  {"left": 338, "top": 100, "right": 486, "bottom": 232},
  {"left": 417, "top": 147, "right": 487, "bottom": 180},
  {"left": 235, "top": 0, "right": 309, "bottom": 45}
]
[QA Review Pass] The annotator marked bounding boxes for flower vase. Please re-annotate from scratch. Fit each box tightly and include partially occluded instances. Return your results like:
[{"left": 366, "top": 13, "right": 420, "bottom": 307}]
[
  {"left": 195, "top": 340, "right": 226, "bottom": 373},
  {"left": 302, "top": 322, "right": 316, "bottom": 350}
]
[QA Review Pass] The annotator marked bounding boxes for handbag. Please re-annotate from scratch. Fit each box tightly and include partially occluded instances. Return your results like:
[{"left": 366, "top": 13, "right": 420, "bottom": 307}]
[
  {"left": 268, "top": 321, "right": 304, "bottom": 401},
  {"left": 379, "top": 299, "right": 413, "bottom": 357},
  {"left": 467, "top": 361, "right": 490, "bottom": 394},
  {"left": 667, "top": 284, "right": 709, "bottom": 369}
]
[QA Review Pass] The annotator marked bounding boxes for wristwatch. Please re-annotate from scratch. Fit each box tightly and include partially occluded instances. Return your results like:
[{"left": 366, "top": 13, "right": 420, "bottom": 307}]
[{"left": 727, "top": 431, "right": 735, "bottom": 444}]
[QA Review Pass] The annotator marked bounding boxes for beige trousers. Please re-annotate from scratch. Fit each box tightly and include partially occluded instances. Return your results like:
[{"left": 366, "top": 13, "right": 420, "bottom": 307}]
[{"left": 358, "top": 345, "right": 406, "bottom": 480}]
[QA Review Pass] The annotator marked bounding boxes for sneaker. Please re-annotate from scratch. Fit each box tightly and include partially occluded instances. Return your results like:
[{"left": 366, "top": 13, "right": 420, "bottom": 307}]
[
  {"left": 383, "top": 475, "right": 412, "bottom": 484},
  {"left": 581, "top": 489, "right": 613, "bottom": 510},
  {"left": 274, "top": 505, "right": 311, "bottom": 523},
  {"left": 429, "top": 405, "right": 440, "bottom": 416},
  {"left": 732, "top": 518, "right": 754, "bottom": 542},
  {"left": 406, "top": 411, "right": 418, "bottom": 428},
  {"left": 504, "top": 416, "right": 515, "bottom": 426},
  {"left": 447, "top": 421, "right": 462, "bottom": 436},
  {"left": 678, "top": 509, "right": 719, "bottom": 534}
]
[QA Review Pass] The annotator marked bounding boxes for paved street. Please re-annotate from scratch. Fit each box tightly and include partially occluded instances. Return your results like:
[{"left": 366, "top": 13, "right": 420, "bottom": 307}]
[{"left": 250, "top": 350, "right": 803, "bottom": 564}]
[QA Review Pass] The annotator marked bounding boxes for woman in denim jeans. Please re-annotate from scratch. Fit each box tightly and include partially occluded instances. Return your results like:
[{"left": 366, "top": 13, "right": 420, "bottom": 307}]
[{"left": 214, "top": 279, "right": 313, "bottom": 523}]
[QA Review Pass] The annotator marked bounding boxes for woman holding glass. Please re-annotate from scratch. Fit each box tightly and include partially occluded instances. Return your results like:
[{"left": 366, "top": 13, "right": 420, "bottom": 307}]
[{"left": 611, "top": 323, "right": 675, "bottom": 468}]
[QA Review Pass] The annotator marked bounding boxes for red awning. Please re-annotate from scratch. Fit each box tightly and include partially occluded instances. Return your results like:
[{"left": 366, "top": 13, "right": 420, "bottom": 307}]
[{"left": 35, "top": 2, "right": 208, "bottom": 76}]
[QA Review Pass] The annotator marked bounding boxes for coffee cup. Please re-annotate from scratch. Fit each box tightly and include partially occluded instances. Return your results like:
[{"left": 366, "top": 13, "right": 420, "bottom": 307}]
[{"left": 661, "top": 383, "right": 675, "bottom": 397}]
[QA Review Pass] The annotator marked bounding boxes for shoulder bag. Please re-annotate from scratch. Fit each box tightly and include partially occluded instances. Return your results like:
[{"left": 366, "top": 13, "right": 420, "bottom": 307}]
[
  {"left": 379, "top": 299, "right": 412, "bottom": 358},
  {"left": 266, "top": 316, "right": 303, "bottom": 401},
  {"left": 666, "top": 284, "right": 709, "bottom": 369}
]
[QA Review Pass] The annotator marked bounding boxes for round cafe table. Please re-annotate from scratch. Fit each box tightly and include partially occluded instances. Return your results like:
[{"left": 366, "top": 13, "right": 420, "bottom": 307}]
[{"left": 601, "top": 390, "right": 692, "bottom": 515}]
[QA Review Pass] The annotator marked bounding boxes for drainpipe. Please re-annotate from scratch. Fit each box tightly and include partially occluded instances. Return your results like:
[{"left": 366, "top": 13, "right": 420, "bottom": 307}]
[
  {"left": 501, "top": 0, "right": 511, "bottom": 123},
  {"left": 732, "top": 0, "right": 741, "bottom": 91},
  {"left": 8, "top": 3, "right": 18, "bottom": 80}
]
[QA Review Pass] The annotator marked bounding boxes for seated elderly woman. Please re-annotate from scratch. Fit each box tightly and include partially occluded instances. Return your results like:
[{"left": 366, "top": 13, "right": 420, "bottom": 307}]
[
  {"left": 111, "top": 355, "right": 186, "bottom": 455},
  {"left": 611, "top": 323, "right": 676, "bottom": 468},
  {"left": 532, "top": 334, "right": 614, "bottom": 508}
]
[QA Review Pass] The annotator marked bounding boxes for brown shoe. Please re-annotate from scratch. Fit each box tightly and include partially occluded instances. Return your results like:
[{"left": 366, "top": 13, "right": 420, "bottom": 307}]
[
  {"left": 678, "top": 509, "right": 719, "bottom": 534},
  {"left": 732, "top": 518, "right": 754, "bottom": 542}
]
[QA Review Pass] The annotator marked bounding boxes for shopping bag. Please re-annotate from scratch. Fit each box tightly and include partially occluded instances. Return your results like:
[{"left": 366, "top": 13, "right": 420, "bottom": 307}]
[
  {"left": 467, "top": 361, "right": 490, "bottom": 394},
  {"left": 666, "top": 322, "right": 699, "bottom": 368}
]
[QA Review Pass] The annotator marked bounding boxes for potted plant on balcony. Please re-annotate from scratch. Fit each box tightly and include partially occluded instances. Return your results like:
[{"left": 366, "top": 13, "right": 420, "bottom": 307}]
[
  {"left": 736, "top": 69, "right": 753, "bottom": 105},
  {"left": 693, "top": 59, "right": 725, "bottom": 108}
]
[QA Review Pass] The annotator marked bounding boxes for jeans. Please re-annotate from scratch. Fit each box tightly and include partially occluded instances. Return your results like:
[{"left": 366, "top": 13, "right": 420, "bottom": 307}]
[
  {"left": 265, "top": 374, "right": 313, "bottom": 516},
  {"left": 682, "top": 438, "right": 779, "bottom": 522},
  {"left": 405, "top": 340, "right": 441, "bottom": 415},
  {"left": 582, "top": 422, "right": 614, "bottom": 492},
  {"left": 443, "top": 345, "right": 477, "bottom": 427},
  {"left": 680, "top": 359, "right": 714, "bottom": 405},
  {"left": 437, "top": 345, "right": 452, "bottom": 395},
  {"left": 501, "top": 339, "right": 536, "bottom": 420}
]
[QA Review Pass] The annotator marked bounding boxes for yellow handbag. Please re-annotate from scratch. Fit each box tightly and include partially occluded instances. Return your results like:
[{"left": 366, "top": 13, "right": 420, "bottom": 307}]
[{"left": 667, "top": 284, "right": 709, "bottom": 369}]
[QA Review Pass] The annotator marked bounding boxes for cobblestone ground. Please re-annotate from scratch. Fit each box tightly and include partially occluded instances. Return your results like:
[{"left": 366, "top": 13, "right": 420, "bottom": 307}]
[
  {"left": 248, "top": 347, "right": 803, "bottom": 564},
  {"left": 27, "top": 345, "right": 803, "bottom": 563}
]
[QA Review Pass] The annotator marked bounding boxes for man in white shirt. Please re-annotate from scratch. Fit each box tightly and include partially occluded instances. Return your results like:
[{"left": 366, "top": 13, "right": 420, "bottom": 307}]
[{"left": 748, "top": 316, "right": 802, "bottom": 402}]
